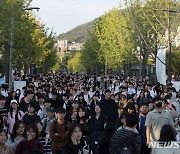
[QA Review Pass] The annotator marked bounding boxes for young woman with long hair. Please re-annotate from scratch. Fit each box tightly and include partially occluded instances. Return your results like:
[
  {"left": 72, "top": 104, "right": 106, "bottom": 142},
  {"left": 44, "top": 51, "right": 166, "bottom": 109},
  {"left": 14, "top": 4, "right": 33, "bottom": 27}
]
[
  {"left": 36, "top": 121, "right": 52, "bottom": 154},
  {"left": 78, "top": 93, "right": 87, "bottom": 107},
  {"left": 14, "top": 123, "right": 44, "bottom": 154},
  {"left": 6, "top": 120, "right": 25, "bottom": 152},
  {"left": 77, "top": 106, "right": 89, "bottom": 138},
  {"left": 0, "top": 129, "right": 11, "bottom": 154},
  {"left": 7, "top": 100, "right": 24, "bottom": 133},
  {"left": 62, "top": 124, "right": 89, "bottom": 154},
  {"left": 23, "top": 102, "right": 41, "bottom": 127},
  {"left": 89, "top": 105, "right": 107, "bottom": 153},
  {"left": 152, "top": 124, "right": 180, "bottom": 154}
]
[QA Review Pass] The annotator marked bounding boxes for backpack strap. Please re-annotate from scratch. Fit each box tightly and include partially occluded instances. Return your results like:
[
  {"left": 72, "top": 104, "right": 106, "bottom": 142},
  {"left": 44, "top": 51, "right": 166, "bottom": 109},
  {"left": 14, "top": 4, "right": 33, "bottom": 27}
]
[
  {"left": 10, "top": 134, "right": 15, "bottom": 143},
  {"left": 44, "top": 119, "right": 47, "bottom": 130}
]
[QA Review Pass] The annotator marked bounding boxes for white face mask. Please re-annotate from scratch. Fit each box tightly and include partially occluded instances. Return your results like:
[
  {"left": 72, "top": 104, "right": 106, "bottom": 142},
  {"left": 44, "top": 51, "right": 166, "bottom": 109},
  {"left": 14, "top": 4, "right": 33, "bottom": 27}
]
[{"left": 167, "top": 99, "right": 171, "bottom": 103}]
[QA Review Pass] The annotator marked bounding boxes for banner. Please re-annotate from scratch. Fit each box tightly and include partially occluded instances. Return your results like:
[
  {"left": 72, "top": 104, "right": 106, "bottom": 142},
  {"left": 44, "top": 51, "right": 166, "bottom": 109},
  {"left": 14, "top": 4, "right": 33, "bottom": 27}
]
[
  {"left": 14, "top": 81, "right": 26, "bottom": 92},
  {"left": 0, "top": 76, "right": 6, "bottom": 86},
  {"left": 30, "top": 64, "right": 36, "bottom": 76},
  {"left": 172, "top": 81, "right": 180, "bottom": 92},
  {"left": 156, "top": 47, "right": 167, "bottom": 85}
]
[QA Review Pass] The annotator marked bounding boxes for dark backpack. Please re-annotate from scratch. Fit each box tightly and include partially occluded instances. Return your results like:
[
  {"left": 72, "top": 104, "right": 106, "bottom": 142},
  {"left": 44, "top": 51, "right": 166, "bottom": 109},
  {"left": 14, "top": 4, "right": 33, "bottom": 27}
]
[{"left": 115, "top": 132, "right": 138, "bottom": 154}]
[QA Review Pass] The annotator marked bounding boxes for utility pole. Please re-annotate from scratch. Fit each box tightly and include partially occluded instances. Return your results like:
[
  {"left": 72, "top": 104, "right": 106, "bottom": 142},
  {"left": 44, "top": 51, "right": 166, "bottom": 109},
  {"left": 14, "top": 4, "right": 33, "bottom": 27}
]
[
  {"left": 167, "top": 0, "right": 172, "bottom": 83},
  {"left": 9, "top": 8, "right": 14, "bottom": 91},
  {"left": 137, "top": 46, "right": 141, "bottom": 78},
  {"left": 8, "top": 6, "right": 40, "bottom": 90},
  {"left": 24, "top": 7, "right": 40, "bottom": 76},
  {"left": 162, "top": 1, "right": 179, "bottom": 83}
]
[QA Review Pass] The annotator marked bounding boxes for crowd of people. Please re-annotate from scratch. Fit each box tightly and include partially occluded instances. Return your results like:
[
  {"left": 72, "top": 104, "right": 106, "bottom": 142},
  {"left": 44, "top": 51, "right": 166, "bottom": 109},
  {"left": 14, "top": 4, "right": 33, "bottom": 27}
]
[{"left": 0, "top": 72, "right": 179, "bottom": 154}]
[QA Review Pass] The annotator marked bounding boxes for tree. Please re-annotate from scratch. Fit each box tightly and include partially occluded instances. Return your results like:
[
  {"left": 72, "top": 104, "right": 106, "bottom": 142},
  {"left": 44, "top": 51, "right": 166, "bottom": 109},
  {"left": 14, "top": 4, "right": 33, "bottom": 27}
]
[
  {"left": 172, "top": 49, "right": 180, "bottom": 77},
  {"left": 0, "top": 0, "right": 57, "bottom": 79},
  {"left": 67, "top": 52, "right": 84, "bottom": 73},
  {"left": 80, "top": 33, "right": 103, "bottom": 74},
  {"left": 95, "top": 8, "right": 138, "bottom": 74},
  {"left": 125, "top": 0, "right": 180, "bottom": 78}
]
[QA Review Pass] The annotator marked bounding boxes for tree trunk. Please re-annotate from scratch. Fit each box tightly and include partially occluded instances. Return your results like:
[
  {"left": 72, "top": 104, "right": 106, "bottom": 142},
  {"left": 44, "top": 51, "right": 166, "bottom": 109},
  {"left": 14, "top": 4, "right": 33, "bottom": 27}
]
[{"left": 3, "top": 43, "right": 10, "bottom": 83}]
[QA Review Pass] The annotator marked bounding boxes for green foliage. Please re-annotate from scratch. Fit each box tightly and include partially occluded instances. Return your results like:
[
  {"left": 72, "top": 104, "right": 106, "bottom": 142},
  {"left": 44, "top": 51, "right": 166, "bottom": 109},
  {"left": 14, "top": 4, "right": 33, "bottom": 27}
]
[
  {"left": 172, "top": 49, "right": 180, "bottom": 76},
  {"left": 0, "top": 0, "right": 57, "bottom": 75},
  {"left": 95, "top": 8, "right": 138, "bottom": 70},
  {"left": 67, "top": 52, "right": 84, "bottom": 73},
  {"left": 80, "top": 33, "right": 103, "bottom": 74},
  {"left": 94, "top": 0, "right": 179, "bottom": 75}
]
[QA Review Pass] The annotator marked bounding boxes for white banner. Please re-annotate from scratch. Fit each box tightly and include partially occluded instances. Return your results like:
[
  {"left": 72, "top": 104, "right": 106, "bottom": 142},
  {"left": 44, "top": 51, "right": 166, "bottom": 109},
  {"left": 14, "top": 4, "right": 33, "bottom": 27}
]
[
  {"left": 14, "top": 81, "right": 26, "bottom": 92},
  {"left": 172, "top": 81, "right": 180, "bottom": 92},
  {"left": 0, "top": 76, "right": 6, "bottom": 86},
  {"left": 156, "top": 47, "right": 167, "bottom": 85}
]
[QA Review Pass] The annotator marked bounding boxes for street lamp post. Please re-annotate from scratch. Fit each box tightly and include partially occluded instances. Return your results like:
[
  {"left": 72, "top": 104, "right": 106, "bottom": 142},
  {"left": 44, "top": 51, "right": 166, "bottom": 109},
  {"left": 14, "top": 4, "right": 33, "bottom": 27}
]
[
  {"left": 9, "top": 6, "right": 40, "bottom": 91},
  {"left": 9, "top": 7, "right": 15, "bottom": 91},
  {"left": 24, "top": 7, "right": 40, "bottom": 76},
  {"left": 162, "top": 1, "right": 179, "bottom": 83},
  {"left": 137, "top": 46, "right": 141, "bottom": 78}
]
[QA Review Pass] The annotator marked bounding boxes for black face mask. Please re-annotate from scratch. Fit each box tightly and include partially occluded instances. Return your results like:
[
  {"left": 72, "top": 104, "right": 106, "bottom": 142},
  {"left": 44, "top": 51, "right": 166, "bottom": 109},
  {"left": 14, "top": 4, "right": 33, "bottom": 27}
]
[
  {"left": 155, "top": 102, "right": 162, "bottom": 108},
  {"left": 141, "top": 112, "right": 148, "bottom": 115}
]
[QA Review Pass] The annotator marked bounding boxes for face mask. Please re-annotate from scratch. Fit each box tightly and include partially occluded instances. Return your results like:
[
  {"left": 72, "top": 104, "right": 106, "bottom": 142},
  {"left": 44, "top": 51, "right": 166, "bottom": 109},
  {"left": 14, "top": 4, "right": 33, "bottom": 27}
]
[
  {"left": 167, "top": 99, "right": 171, "bottom": 103},
  {"left": 155, "top": 102, "right": 162, "bottom": 108},
  {"left": 141, "top": 112, "right": 148, "bottom": 115}
]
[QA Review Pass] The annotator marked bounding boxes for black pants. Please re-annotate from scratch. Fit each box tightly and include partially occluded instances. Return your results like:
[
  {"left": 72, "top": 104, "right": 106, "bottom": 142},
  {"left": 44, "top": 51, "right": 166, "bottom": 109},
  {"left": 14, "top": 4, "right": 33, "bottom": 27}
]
[
  {"left": 141, "top": 145, "right": 151, "bottom": 154},
  {"left": 52, "top": 150, "right": 62, "bottom": 154}
]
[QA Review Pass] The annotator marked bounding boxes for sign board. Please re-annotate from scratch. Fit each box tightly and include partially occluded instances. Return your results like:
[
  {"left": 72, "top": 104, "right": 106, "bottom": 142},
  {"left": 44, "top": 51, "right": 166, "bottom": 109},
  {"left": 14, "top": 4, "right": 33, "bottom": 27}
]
[
  {"left": 172, "top": 81, "right": 180, "bottom": 92},
  {"left": 0, "top": 76, "right": 6, "bottom": 86},
  {"left": 156, "top": 47, "right": 167, "bottom": 85},
  {"left": 14, "top": 81, "right": 26, "bottom": 92}
]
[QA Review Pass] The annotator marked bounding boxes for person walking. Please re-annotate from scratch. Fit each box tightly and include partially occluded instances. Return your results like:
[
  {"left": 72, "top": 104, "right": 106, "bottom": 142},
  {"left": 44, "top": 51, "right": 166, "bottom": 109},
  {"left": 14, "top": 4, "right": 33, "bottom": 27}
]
[
  {"left": 109, "top": 113, "right": 142, "bottom": 154},
  {"left": 145, "top": 96, "right": 174, "bottom": 145},
  {"left": 49, "top": 107, "right": 68, "bottom": 154},
  {"left": 14, "top": 123, "right": 44, "bottom": 154},
  {"left": 99, "top": 90, "right": 118, "bottom": 123}
]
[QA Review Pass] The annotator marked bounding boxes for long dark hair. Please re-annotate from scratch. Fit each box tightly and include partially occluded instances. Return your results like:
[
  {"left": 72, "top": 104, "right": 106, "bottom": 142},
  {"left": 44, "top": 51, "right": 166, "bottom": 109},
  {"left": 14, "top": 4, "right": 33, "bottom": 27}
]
[
  {"left": 78, "top": 93, "right": 85, "bottom": 103},
  {"left": 35, "top": 121, "right": 46, "bottom": 137},
  {"left": 159, "top": 124, "right": 176, "bottom": 142},
  {"left": 11, "top": 120, "right": 25, "bottom": 142},
  {"left": 16, "top": 89, "right": 21, "bottom": 97},
  {"left": 26, "top": 123, "right": 39, "bottom": 141},
  {"left": 0, "top": 129, "right": 8, "bottom": 142},
  {"left": 77, "top": 106, "right": 88, "bottom": 123},
  {"left": 68, "top": 123, "right": 82, "bottom": 141},
  {"left": 0, "top": 115, "right": 3, "bottom": 130},
  {"left": 10, "top": 102, "right": 21, "bottom": 120}
]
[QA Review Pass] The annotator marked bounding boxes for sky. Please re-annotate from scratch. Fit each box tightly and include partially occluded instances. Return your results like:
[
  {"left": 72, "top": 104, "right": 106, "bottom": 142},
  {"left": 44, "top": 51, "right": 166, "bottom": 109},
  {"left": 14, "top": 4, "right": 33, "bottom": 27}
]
[{"left": 31, "top": 0, "right": 123, "bottom": 35}]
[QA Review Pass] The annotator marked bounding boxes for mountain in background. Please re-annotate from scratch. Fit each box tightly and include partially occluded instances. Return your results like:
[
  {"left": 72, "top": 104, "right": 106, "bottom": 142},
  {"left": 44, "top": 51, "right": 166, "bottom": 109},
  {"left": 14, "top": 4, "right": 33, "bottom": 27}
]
[{"left": 55, "top": 18, "right": 99, "bottom": 42}]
